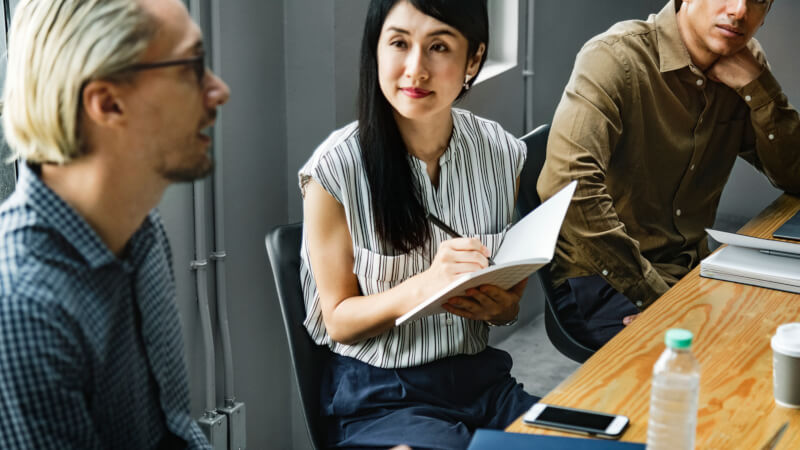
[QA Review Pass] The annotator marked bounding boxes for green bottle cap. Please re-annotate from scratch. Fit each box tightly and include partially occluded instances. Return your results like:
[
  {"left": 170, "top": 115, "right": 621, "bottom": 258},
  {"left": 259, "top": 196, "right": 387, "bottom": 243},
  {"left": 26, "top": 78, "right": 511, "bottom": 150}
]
[{"left": 665, "top": 329, "right": 693, "bottom": 349}]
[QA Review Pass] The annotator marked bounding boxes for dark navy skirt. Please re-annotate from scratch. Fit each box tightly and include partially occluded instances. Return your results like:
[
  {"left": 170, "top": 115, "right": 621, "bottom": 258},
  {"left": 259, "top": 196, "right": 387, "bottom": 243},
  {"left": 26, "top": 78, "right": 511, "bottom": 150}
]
[{"left": 321, "top": 346, "right": 538, "bottom": 450}]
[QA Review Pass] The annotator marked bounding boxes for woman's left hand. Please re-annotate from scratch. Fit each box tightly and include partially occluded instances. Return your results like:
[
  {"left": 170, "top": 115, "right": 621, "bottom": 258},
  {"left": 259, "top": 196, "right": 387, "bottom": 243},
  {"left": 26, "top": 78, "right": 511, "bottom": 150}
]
[{"left": 442, "top": 278, "right": 528, "bottom": 323}]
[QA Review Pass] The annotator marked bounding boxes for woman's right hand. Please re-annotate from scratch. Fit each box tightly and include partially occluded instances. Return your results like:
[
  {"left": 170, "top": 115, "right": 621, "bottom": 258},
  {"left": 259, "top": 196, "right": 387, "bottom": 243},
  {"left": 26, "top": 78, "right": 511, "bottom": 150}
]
[{"left": 416, "top": 237, "right": 490, "bottom": 297}]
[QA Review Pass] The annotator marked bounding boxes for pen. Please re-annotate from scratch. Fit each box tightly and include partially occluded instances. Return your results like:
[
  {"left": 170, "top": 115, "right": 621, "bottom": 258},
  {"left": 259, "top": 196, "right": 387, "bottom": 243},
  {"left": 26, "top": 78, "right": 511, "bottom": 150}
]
[
  {"left": 426, "top": 212, "right": 496, "bottom": 266},
  {"left": 759, "top": 249, "right": 800, "bottom": 260},
  {"left": 760, "top": 421, "right": 788, "bottom": 450}
]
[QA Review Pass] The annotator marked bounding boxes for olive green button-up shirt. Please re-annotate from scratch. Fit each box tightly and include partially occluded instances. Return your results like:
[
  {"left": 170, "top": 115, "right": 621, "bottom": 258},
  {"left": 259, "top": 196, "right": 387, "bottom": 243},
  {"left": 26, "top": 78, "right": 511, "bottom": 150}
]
[{"left": 537, "top": 0, "right": 800, "bottom": 309}]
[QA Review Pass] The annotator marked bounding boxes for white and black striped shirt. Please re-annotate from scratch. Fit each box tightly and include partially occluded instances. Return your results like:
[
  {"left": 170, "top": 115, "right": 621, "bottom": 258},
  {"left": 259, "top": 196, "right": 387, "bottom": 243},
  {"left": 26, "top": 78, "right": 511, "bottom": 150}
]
[{"left": 299, "top": 108, "right": 526, "bottom": 368}]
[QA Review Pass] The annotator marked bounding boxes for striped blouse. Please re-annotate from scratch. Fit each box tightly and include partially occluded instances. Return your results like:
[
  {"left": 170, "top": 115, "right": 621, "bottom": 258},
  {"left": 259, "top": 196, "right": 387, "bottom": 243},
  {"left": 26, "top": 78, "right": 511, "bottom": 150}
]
[{"left": 298, "top": 108, "right": 526, "bottom": 369}]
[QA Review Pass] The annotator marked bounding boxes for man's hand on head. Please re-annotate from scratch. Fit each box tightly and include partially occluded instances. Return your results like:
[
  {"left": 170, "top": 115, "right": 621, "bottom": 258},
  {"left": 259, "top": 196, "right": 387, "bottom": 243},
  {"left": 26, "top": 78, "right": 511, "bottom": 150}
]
[{"left": 706, "top": 47, "right": 764, "bottom": 90}]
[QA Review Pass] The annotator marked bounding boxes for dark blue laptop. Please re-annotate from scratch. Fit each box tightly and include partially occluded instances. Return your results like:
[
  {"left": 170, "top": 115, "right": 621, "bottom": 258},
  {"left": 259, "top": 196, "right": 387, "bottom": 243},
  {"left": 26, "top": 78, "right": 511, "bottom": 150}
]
[
  {"left": 774, "top": 210, "right": 800, "bottom": 241},
  {"left": 467, "top": 430, "right": 645, "bottom": 449}
]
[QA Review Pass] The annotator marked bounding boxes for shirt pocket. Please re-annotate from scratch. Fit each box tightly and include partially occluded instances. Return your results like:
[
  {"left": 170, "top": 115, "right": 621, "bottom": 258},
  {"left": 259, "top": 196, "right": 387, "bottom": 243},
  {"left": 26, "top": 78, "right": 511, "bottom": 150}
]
[{"left": 352, "top": 246, "right": 425, "bottom": 296}]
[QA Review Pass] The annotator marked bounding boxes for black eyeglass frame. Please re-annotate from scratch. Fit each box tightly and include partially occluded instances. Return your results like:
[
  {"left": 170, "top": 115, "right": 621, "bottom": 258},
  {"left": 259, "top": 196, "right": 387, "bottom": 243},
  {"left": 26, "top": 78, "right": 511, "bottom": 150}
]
[{"left": 123, "top": 54, "right": 206, "bottom": 84}]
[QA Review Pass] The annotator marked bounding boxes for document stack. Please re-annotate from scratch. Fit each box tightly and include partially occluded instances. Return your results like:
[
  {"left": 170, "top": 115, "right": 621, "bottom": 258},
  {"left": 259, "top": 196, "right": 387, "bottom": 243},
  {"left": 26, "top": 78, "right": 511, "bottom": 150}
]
[{"left": 700, "top": 229, "right": 800, "bottom": 294}]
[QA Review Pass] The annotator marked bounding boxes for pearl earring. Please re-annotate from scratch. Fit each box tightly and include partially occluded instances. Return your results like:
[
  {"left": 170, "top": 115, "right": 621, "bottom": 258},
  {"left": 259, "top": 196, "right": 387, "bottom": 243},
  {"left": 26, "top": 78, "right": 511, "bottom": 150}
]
[{"left": 463, "top": 74, "right": 472, "bottom": 90}]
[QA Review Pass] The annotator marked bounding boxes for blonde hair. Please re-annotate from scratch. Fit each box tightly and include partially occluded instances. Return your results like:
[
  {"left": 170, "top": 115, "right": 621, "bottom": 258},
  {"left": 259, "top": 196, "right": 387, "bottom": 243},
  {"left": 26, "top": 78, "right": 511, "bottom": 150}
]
[{"left": 2, "top": 0, "right": 156, "bottom": 164}]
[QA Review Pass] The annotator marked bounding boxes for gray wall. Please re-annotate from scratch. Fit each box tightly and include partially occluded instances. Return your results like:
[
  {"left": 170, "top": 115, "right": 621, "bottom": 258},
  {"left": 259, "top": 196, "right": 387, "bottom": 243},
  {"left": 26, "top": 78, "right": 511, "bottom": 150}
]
[{"left": 217, "top": 1, "right": 290, "bottom": 448}]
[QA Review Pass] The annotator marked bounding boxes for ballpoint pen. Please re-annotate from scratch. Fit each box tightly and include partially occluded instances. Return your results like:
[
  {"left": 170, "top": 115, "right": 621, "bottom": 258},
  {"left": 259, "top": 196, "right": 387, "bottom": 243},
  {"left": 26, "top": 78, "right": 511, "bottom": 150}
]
[
  {"left": 760, "top": 421, "right": 788, "bottom": 450},
  {"left": 426, "top": 212, "right": 497, "bottom": 266},
  {"left": 759, "top": 249, "right": 800, "bottom": 260}
]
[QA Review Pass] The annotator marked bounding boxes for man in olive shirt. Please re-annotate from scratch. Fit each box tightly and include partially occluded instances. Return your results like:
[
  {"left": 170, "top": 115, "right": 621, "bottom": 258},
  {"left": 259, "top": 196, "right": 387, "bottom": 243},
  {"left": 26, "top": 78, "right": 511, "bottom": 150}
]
[{"left": 538, "top": 0, "right": 800, "bottom": 348}]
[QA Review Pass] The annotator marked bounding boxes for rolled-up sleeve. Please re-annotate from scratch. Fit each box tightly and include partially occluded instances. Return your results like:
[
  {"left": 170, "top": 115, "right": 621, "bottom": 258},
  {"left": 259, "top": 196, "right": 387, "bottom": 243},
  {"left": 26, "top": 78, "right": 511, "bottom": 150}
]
[{"left": 737, "top": 64, "right": 800, "bottom": 195}]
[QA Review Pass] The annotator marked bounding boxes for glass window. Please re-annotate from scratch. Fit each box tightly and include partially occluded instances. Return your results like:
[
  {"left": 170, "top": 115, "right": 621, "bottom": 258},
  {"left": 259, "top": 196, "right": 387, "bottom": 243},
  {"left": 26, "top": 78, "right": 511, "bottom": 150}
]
[{"left": 476, "top": 0, "right": 519, "bottom": 84}]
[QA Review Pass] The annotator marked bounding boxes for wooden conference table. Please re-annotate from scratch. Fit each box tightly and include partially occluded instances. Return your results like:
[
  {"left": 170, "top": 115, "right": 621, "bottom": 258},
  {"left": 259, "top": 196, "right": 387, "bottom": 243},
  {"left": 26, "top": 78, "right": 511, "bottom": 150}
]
[{"left": 506, "top": 194, "right": 800, "bottom": 448}]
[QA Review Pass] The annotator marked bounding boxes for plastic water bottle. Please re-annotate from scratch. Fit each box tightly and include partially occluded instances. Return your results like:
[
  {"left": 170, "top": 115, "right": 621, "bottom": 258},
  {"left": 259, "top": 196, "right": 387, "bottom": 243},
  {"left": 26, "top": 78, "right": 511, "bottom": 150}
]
[{"left": 646, "top": 329, "right": 700, "bottom": 450}]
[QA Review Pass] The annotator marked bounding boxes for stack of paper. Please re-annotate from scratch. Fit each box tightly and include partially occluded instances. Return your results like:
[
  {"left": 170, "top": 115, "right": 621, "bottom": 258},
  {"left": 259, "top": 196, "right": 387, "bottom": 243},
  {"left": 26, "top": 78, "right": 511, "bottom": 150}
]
[{"left": 700, "top": 229, "right": 800, "bottom": 294}]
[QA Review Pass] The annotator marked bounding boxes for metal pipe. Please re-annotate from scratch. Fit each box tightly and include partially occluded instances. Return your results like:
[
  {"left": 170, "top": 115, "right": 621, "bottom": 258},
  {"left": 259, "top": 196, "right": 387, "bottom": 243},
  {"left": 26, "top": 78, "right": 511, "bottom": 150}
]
[
  {"left": 523, "top": 0, "right": 536, "bottom": 133},
  {"left": 192, "top": 252, "right": 215, "bottom": 413},
  {"left": 209, "top": 0, "right": 236, "bottom": 404},
  {"left": 189, "top": 0, "right": 216, "bottom": 415}
]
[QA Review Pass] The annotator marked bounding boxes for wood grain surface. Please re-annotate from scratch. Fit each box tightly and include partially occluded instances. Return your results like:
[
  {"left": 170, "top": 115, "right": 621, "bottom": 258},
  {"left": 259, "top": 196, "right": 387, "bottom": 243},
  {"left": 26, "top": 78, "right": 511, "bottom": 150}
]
[{"left": 506, "top": 194, "right": 800, "bottom": 448}]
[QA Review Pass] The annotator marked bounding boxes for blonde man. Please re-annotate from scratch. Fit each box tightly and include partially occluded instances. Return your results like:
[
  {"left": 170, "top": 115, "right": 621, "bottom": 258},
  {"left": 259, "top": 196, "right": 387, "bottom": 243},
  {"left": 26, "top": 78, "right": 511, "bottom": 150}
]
[{"left": 0, "top": 0, "right": 229, "bottom": 448}]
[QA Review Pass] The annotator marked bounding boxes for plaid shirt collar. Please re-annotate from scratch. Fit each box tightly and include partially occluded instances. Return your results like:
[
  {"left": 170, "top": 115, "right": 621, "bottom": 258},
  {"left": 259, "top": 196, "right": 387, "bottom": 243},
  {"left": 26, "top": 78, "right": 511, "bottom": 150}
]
[{"left": 17, "top": 162, "right": 154, "bottom": 270}]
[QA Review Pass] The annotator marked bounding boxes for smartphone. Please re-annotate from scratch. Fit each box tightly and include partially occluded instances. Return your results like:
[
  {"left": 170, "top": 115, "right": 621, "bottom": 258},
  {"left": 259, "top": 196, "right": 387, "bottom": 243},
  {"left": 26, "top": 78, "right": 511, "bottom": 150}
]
[{"left": 523, "top": 403, "right": 629, "bottom": 439}]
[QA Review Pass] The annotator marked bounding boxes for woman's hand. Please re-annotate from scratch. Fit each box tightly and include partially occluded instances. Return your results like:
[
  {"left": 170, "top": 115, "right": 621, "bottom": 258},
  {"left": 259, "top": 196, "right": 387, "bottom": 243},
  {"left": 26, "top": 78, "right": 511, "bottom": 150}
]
[
  {"left": 405, "top": 237, "right": 492, "bottom": 314},
  {"left": 416, "top": 237, "right": 491, "bottom": 289},
  {"left": 442, "top": 278, "right": 528, "bottom": 324}
]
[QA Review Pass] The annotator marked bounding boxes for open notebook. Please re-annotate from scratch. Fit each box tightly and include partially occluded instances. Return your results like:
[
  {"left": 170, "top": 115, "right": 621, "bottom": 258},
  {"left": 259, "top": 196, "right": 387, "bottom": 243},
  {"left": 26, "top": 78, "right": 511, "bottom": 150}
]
[
  {"left": 395, "top": 181, "right": 576, "bottom": 326},
  {"left": 700, "top": 229, "right": 800, "bottom": 294}
]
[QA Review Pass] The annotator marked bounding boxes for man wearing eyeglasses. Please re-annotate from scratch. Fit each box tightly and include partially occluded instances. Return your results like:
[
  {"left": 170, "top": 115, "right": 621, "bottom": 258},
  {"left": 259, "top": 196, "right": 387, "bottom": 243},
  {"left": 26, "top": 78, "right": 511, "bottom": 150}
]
[
  {"left": 0, "top": 0, "right": 229, "bottom": 448},
  {"left": 538, "top": 0, "right": 800, "bottom": 349}
]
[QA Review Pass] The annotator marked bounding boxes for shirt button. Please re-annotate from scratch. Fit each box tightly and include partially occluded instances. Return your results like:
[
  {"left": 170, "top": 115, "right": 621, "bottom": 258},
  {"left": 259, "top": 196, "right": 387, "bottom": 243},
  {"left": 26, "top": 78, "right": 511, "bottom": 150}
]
[
  {"left": 602, "top": 269, "right": 609, "bottom": 276},
  {"left": 690, "top": 164, "right": 696, "bottom": 171},
  {"left": 445, "top": 316, "right": 453, "bottom": 326},
  {"left": 696, "top": 79, "right": 704, "bottom": 86},
  {"left": 676, "top": 209, "right": 682, "bottom": 216},
  {"left": 745, "top": 95, "right": 752, "bottom": 102},
  {"left": 636, "top": 301, "right": 643, "bottom": 308},
  {"left": 769, "top": 133, "right": 775, "bottom": 141}
]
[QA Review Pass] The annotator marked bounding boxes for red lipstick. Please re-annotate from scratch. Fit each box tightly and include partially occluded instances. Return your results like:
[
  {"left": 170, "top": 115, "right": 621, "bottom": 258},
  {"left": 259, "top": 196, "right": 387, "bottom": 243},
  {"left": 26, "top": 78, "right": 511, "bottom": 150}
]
[{"left": 401, "top": 87, "right": 432, "bottom": 98}]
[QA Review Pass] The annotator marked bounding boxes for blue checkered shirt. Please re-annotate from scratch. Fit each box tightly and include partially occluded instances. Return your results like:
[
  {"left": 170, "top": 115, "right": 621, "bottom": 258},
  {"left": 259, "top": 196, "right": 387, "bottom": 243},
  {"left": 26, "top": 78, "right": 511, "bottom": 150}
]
[{"left": 0, "top": 164, "right": 209, "bottom": 450}]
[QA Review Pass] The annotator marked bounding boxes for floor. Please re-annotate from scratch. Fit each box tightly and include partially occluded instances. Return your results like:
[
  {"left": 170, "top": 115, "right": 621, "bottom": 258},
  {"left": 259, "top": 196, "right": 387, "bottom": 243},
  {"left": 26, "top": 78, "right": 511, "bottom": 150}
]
[{"left": 494, "top": 313, "right": 582, "bottom": 397}]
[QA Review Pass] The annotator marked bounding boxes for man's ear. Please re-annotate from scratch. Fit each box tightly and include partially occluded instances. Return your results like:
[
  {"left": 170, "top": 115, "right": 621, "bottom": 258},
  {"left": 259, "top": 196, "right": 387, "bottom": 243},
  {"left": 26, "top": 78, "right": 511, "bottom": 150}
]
[{"left": 82, "top": 80, "right": 126, "bottom": 128}]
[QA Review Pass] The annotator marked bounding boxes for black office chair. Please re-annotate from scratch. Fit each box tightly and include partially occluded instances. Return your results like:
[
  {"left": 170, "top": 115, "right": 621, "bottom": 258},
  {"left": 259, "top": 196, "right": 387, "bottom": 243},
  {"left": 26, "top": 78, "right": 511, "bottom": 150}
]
[
  {"left": 265, "top": 223, "right": 330, "bottom": 450},
  {"left": 518, "top": 124, "right": 595, "bottom": 364}
]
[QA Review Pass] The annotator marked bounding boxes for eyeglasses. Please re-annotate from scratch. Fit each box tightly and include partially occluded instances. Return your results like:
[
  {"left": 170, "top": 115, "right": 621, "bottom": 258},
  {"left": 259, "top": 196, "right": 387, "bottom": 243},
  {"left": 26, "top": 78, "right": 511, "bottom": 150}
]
[
  {"left": 748, "top": 0, "right": 773, "bottom": 9},
  {"left": 123, "top": 54, "right": 206, "bottom": 84}
]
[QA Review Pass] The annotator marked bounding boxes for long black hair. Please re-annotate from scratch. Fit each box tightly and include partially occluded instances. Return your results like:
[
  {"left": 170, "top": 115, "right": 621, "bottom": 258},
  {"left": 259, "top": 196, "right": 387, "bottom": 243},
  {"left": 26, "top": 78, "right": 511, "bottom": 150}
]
[{"left": 358, "top": 0, "right": 489, "bottom": 254}]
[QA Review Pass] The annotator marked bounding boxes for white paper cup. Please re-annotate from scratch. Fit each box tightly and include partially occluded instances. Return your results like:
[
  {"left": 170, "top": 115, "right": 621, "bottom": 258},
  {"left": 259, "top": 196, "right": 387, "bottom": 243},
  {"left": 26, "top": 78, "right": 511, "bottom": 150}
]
[{"left": 772, "top": 323, "right": 800, "bottom": 408}]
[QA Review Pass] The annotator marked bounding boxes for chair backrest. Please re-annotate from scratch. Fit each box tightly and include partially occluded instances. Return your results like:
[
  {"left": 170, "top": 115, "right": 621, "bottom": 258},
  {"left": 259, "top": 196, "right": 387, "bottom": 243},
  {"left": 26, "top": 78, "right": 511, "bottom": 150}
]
[
  {"left": 265, "top": 223, "right": 329, "bottom": 449},
  {"left": 518, "top": 124, "right": 595, "bottom": 363}
]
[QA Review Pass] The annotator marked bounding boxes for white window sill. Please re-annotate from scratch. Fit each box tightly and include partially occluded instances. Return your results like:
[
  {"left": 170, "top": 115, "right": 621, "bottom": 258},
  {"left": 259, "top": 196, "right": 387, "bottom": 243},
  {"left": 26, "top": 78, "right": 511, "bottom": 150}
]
[{"left": 475, "top": 60, "right": 518, "bottom": 85}]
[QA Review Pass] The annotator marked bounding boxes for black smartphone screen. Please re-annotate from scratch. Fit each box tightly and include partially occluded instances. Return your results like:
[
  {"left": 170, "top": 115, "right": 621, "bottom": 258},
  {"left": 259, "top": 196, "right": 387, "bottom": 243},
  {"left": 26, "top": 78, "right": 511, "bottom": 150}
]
[{"left": 537, "top": 406, "right": 615, "bottom": 430}]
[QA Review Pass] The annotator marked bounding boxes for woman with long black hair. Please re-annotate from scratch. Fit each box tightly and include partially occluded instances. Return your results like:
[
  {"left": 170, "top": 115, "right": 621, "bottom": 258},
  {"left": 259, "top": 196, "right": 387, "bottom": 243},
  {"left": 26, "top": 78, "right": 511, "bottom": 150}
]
[{"left": 299, "top": 0, "right": 538, "bottom": 447}]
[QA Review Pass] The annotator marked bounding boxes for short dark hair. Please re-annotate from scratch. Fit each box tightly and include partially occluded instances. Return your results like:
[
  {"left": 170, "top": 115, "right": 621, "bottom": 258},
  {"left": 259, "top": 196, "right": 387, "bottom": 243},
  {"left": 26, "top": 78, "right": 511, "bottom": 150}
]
[{"left": 358, "top": 0, "right": 489, "bottom": 253}]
